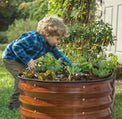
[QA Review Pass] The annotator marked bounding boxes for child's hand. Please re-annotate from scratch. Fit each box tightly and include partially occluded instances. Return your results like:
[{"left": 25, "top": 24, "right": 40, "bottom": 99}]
[{"left": 27, "top": 59, "right": 35, "bottom": 68}]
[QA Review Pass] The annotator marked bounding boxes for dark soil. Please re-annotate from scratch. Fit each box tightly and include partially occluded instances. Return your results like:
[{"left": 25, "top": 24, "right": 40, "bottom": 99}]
[{"left": 21, "top": 70, "right": 111, "bottom": 81}]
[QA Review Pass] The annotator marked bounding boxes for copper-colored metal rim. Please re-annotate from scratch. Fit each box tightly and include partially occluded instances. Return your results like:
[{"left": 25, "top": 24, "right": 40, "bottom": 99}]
[{"left": 18, "top": 71, "right": 115, "bottom": 83}]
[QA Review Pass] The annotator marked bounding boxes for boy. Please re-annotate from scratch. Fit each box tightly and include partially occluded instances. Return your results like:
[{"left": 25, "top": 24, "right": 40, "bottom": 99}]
[{"left": 2, "top": 16, "right": 71, "bottom": 110}]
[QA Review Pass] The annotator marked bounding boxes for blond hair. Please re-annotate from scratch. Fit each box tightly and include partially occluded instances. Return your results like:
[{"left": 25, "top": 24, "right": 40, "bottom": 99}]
[{"left": 37, "top": 16, "right": 68, "bottom": 37}]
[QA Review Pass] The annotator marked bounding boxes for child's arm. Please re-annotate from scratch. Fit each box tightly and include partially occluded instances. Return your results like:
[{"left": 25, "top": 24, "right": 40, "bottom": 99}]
[
  {"left": 27, "top": 59, "right": 36, "bottom": 68},
  {"left": 12, "top": 34, "right": 40, "bottom": 66},
  {"left": 49, "top": 46, "right": 71, "bottom": 65}
]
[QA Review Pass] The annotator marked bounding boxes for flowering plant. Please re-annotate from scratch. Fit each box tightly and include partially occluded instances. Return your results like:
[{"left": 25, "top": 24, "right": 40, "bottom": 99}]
[
  {"left": 63, "top": 20, "right": 118, "bottom": 79},
  {"left": 80, "top": 20, "right": 116, "bottom": 58}
]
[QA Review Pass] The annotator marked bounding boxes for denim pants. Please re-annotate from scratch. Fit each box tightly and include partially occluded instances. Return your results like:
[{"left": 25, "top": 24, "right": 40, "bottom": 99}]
[{"left": 3, "top": 59, "right": 27, "bottom": 104}]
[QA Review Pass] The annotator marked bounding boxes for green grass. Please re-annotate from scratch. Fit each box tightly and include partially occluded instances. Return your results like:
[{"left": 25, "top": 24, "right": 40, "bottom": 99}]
[
  {"left": 0, "top": 51, "right": 122, "bottom": 118},
  {"left": 114, "top": 85, "right": 122, "bottom": 119},
  {"left": 0, "top": 66, "right": 20, "bottom": 119}
]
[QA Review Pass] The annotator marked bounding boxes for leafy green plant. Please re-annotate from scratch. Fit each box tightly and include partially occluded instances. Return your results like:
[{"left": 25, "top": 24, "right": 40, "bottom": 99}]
[
  {"left": 61, "top": 23, "right": 83, "bottom": 44},
  {"left": 35, "top": 54, "right": 63, "bottom": 74},
  {"left": 92, "top": 54, "right": 118, "bottom": 77},
  {"left": 65, "top": 53, "right": 118, "bottom": 78}
]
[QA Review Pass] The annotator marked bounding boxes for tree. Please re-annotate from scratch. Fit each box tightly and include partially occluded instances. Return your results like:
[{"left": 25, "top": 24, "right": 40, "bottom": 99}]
[
  {"left": 48, "top": 0, "right": 96, "bottom": 24},
  {"left": 0, "top": 0, "right": 34, "bottom": 31}
]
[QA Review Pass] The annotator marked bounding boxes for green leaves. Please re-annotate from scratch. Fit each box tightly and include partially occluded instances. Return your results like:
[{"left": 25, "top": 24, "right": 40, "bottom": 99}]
[
  {"left": 7, "top": 19, "right": 38, "bottom": 43},
  {"left": 91, "top": 54, "right": 118, "bottom": 77},
  {"left": 48, "top": 0, "right": 95, "bottom": 24},
  {"left": 35, "top": 54, "right": 64, "bottom": 73},
  {"left": 68, "top": 53, "right": 118, "bottom": 78},
  {"left": 92, "top": 60, "right": 110, "bottom": 78},
  {"left": 99, "top": 61, "right": 106, "bottom": 69},
  {"left": 17, "top": 0, "right": 48, "bottom": 21},
  {"left": 92, "top": 68, "right": 110, "bottom": 78}
]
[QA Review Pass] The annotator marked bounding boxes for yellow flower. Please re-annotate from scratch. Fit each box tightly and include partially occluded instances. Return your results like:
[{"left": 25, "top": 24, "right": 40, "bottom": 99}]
[
  {"left": 88, "top": 49, "right": 92, "bottom": 51},
  {"left": 6, "top": 1, "right": 8, "bottom": 4},
  {"left": 101, "top": 38, "right": 104, "bottom": 41},
  {"left": 75, "top": 44, "right": 79, "bottom": 47},
  {"left": 46, "top": 70, "right": 52, "bottom": 74},
  {"left": 107, "top": 36, "right": 109, "bottom": 40},
  {"left": 77, "top": 47, "right": 82, "bottom": 50},
  {"left": 65, "top": 48, "right": 69, "bottom": 51},
  {"left": 88, "top": 39, "right": 91, "bottom": 42},
  {"left": 38, "top": 75, "right": 43, "bottom": 80},
  {"left": 66, "top": 43, "right": 72, "bottom": 47}
]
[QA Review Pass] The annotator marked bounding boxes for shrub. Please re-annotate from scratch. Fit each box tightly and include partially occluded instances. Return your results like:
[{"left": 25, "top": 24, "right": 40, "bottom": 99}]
[
  {"left": 62, "top": 20, "right": 117, "bottom": 55},
  {"left": 17, "top": 0, "right": 48, "bottom": 21},
  {"left": 0, "top": 44, "right": 8, "bottom": 51},
  {"left": 0, "top": 0, "right": 33, "bottom": 31},
  {"left": 29, "top": 0, "right": 48, "bottom": 21},
  {"left": 0, "top": 32, "right": 8, "bottom": 44},
  {"left": 7, "top": 19, "right": 38, "bottom": 43}
]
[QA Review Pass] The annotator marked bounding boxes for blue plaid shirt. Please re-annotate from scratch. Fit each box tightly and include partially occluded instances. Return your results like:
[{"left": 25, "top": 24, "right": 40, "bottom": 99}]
[{"left": 2, "top": 30, "right": 71, "bottom": 65}]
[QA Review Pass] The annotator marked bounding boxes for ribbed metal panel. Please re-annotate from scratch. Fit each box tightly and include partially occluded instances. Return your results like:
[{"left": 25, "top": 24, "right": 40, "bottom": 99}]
[{"left": 19, "top": 72, "right": 116, "bottom": 119}]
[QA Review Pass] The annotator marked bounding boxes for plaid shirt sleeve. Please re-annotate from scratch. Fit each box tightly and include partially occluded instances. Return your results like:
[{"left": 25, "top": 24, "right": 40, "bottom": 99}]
[
  {"left": 12, "top": 33, "right": 40, "bottom": 65},
  {"left": 49, "top": 46, "right": 71, "bottom": 65}
]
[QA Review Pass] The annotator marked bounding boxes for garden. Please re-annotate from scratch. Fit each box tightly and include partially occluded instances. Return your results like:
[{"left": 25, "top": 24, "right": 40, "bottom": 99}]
[{"left": 0, "top": 0, "right": 122, "bottom": 119}]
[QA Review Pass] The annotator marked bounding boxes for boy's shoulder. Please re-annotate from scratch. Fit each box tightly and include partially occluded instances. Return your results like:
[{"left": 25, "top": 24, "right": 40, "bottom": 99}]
[
  {"left": 20, "top": 30, "right": 44, "bottom": 40},
  {"left": 16, "top": 30, "right": 44, "bottom": 44},
  {"left": 21, "top": 30, "right": 37, "bottom": 36}
]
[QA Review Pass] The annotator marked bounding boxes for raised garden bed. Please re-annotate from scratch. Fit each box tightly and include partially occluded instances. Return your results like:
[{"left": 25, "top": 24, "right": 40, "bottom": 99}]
[
  {"left": 18, "top": 71, "right": 116, "bottom": 119},
  {"left": 18, "top": 20, "right": 117, "bottom": 119}
]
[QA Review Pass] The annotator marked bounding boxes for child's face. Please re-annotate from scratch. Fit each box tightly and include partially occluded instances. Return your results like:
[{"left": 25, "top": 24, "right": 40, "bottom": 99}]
[{"left": 45, "top": 35, "right": 61, "bottom": 46}]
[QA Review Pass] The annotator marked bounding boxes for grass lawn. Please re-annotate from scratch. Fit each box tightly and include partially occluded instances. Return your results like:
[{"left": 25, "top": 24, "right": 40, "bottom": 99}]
[
  {"left": 0, "top": 63, "right": 122, "bottom": 119},
  {"left": 0, "top": 66, "right": 20, "bottom": 119}
]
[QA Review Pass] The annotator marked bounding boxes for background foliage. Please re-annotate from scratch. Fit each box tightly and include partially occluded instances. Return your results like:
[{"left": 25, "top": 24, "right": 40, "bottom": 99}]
[
  {"left": 0, "top": 31, "right": 8, "bottom": 44},
  {"left": 1, "top": 0, "right": 97, "bottom": 44},
  {"left": 7, "top": 19, "right": 38, "bottom": 42},
  {"left": 0, "top": 0, "right": 34, "bottom": 31},
  {"left": 17, "top": 0, "right": 48, "bottom": 21},
  {"left": 48, "top": 0, "right": 96, "bottom": 24}
]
